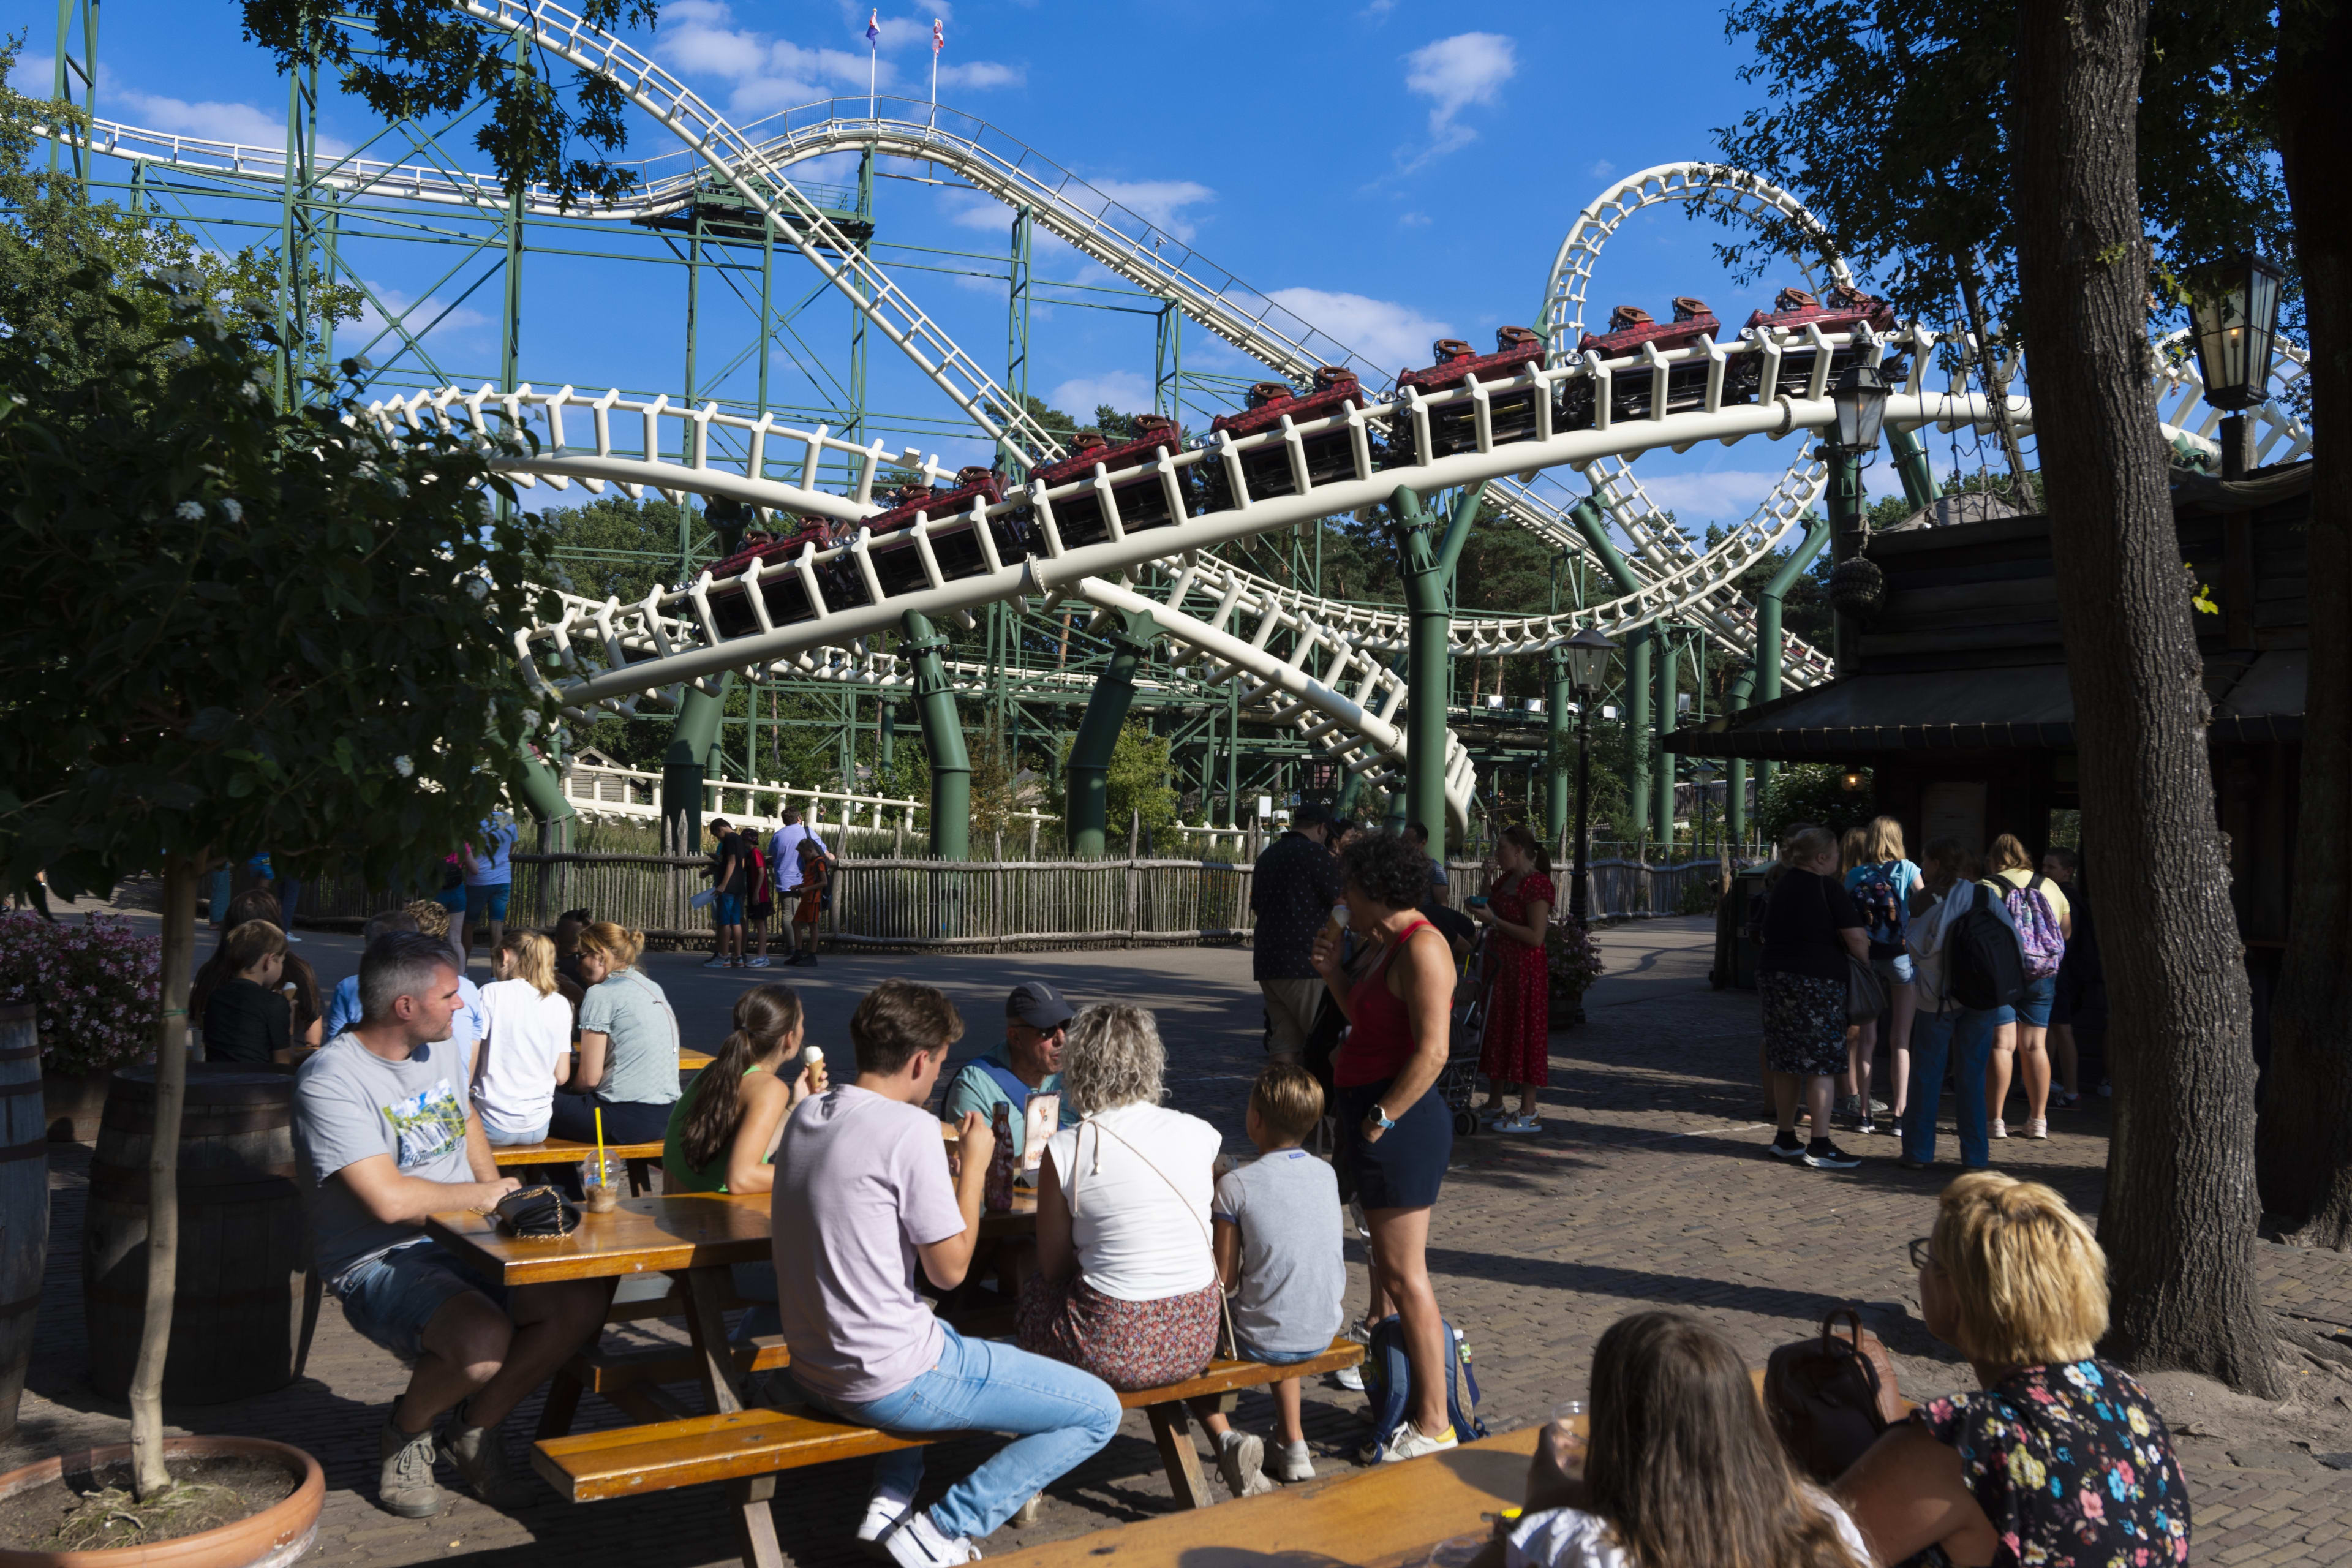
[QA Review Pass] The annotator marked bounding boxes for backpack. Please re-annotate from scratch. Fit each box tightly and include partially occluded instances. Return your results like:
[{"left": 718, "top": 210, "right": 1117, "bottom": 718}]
[
  {"left": 1945, "top": 883, "right": 2027, "bottom": 1013},
  {"left": 744, "top": 842, "right": 771, "bottom": 907},
  {"left": 2002, "top": 873, "right": 2066, "bottom": 979},
  {"left": 1851, "top": 862, "right": 1907, "bottom": 951},
  {"left": 1361, "top": 1314, "right": 1488, "bottom": 1455}
]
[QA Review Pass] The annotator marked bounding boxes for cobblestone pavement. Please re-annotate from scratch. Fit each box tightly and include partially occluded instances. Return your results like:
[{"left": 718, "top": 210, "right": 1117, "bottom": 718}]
[{"left": 9, "top": 915, "right": 2349, "bottom": 1565}]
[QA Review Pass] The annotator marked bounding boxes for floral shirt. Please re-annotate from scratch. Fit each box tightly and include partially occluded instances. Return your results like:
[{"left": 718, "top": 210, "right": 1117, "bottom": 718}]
[{"left": 1913, "top": 1359, "right": 2189, "bottom": 1568}]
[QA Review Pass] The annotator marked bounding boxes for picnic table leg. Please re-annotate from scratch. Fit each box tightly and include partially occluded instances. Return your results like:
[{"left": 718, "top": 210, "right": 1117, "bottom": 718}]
[
  {"left": 680, "top": 1264, "right": 752, "bottom": 1414},
  {"left": 536, "top": 1366, "right": 586, "bottom": 1441},
  {"left": 728, "top": 1475, "right": 785, "bottom": 1568},
  {"left": 1145, "top": 1401, "right": 1216, "bottom": 1510}
]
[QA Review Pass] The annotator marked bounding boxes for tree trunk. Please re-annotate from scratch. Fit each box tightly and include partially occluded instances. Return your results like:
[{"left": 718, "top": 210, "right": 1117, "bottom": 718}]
[
  {"left": 2256, "top": 3, "right": 2352, "bottom": 1247},
  {"left": 2011, "top": 0, "right": 2278, "bottom": 1394},
  {"left": 130, "top": 850, "right": 201, "bottom": 1498}
]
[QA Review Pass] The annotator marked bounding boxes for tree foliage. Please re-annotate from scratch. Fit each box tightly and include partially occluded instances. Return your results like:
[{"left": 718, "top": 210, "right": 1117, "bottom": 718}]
[{"left": 0, "top": 265, "right": 558, "bottom": 897}]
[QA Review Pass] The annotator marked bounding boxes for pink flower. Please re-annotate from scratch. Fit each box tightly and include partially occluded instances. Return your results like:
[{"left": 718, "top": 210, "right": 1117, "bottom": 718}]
[{"left": 2078, "top": 1491, "right": 2105, "bottom": 1520}]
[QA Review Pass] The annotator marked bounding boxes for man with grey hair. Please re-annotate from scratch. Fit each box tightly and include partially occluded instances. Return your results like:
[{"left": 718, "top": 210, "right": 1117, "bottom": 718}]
[{"left": 295, "top": 932, "right": 608, "bottom": 1519}]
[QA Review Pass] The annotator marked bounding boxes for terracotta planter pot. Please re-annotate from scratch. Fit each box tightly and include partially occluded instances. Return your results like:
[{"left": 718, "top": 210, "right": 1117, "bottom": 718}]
[
  {"left": 0, "top": 1436, "right": 323, "bottom": 1568},
  {"left": 40, "top": 1072, "right": 111, "bottom": 1145}
]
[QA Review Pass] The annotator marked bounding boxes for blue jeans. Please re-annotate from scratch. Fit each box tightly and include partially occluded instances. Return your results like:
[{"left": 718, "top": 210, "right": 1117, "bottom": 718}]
[
  {"left": 336, "top": 1239, "right": 506, "bottom": 1360},
  {"left": 1904, "top": 1008, "right": 1999, "bottom": 1169},
  {"left": 806, "top": 1322, "right": 1120, "bottom": 1540}
]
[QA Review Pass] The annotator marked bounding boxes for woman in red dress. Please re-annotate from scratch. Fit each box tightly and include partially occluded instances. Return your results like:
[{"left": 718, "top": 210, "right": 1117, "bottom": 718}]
[{"left": 1474, "top": 823, "right": 1556, "bottom": 1134}]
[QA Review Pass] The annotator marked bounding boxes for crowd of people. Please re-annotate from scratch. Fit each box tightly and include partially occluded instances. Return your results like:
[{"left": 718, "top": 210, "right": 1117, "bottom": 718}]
[{"left": 1755, "top": 815, "right": 2101, "bottom": 1172}]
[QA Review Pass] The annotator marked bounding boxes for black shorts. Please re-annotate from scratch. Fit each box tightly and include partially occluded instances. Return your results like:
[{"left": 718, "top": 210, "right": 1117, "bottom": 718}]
[{"left": 1335, "top": 1079, "right": 1451, "bottom": 1211}]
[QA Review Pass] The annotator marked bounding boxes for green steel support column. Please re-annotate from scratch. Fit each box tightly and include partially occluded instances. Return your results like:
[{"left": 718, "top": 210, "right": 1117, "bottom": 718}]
[
  {"left": 276, "top": 59, "right": 317, "bottom": 410},
  {"left": 846, "top": 148, "right": 873, "bottom": 444},
  {"left": 662, "top": 677, "right": 731, "bottom": 852},
  {"left": 1888, "top": 426, "right": 1937, "bottom": 511},
  {"left": 1726, "top": 666, "right": 1757, "bottom": 848},
  {"left": 48, "top": 0, "right": 97, "bottom": 191},
  {"left": 755, "top": 209, "right": 774, "bottom": 420},
  {"left": 1226, "top": 685, "right": 1240, "bottom": 826},
  {"left": 1754, "top": 514, "right": 1833, "bottom": 807},
  {"left": 1335, "top": 763, "right": 1365, "bottom": 818},
  {"left": 1155, "top": 299, "right": 1183, "bottom": 421},
  {"left": 1564, "top": 497, "right": 1654, "bottom": 848},
  {"left": 684, "top": 205, "right": 703, "bottom": 404},
  {"left": 1392, "top": 483, "right": 1485, "bottom": 862},
  {"left": 1004, "top": 205, "right": 1033, "bottom": 470},
  {"left": 514, "top": 746, "right": 578, "bottom": 851},
  {"left": 901, "top": 612, "right": 970, "bottom": 859},
  {"left": 1065, "top": 609, "right": 1155, "bottom": 857},
  {"left": 1545, "top": 647, "right": 1572, "bottom": 841},
  {"left": 1654, "top": 628, "right": 1679, "bottom": 848},
  {"left": 1826, "top": 443, "right": 1865, "bottom": 672}
]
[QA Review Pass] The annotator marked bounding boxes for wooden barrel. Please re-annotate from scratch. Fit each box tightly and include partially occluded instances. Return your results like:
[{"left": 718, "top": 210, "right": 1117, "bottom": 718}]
[
  {"left": 0, "top": 1005, "right": 47, "bottom": 1439},
  {"left": 82, "top": 1063, "right": 315, "bottom": 1405}
]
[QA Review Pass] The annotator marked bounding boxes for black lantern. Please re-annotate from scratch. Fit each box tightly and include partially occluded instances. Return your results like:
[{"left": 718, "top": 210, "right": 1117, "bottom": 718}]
[
  {"left": 1830, "top": 364, "right": 1890, "bottom": 455},
  {"left": 2190, "top": 252, "right": 2286, "bottom": 413},
  {"left": 1562, "top": 625, "right": 1617, "bottom": 695}
]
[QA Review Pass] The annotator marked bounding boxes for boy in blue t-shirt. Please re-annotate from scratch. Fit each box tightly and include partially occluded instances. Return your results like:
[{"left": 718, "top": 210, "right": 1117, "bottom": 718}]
[{"left": 1187, "top": 1061, "right": 1346, "bottom": 1498}]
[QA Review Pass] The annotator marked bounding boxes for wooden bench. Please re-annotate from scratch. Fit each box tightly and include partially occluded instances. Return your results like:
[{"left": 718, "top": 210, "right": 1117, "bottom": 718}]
[
  {"left": 533, "top": 1336, "right": 1365, "bottom": 1512},
  {"left": 491, "top": 1137, "right": 665, "bottom": 1194}
]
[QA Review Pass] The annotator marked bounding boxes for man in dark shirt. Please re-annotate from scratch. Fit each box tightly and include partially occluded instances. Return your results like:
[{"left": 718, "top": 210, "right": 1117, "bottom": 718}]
[
  {"left": 706, "top": 820, "right": 751, "bottom": 970},
  {"left": 1250, "top": 804, "right": 1344, "bottom": 1063}
]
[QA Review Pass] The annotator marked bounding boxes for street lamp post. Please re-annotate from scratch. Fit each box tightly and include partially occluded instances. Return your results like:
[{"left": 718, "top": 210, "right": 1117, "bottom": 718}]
[
  {"left": 2189, "top": 251, "right": 2286, "bottom": 481},
  {"left": 1825, "top": 365, "right": 1892, "bottom": 673},
  {"left": 1562, "top": 626, "right": 1617, "bottom": 927}
]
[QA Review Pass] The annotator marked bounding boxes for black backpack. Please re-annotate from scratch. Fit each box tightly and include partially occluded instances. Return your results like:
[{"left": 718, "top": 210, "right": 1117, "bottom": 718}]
[{"left": 1945, "top": 884, "right": 2026, "bottom": 1013}]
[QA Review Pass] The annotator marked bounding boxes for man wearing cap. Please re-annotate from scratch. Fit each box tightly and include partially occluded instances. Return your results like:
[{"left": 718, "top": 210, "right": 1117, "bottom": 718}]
[
  {"left": 937, "top": 982, "right": 1079, "bottom": 1159},
  {"left": 1250, "top": 802, "right": 1344, "bottom": 1063}
]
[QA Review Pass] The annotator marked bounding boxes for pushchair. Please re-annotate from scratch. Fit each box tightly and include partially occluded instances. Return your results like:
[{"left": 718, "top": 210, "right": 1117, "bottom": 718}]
[{"left": 1435, "top": 927, "right": 1496, "bottom": 1136}]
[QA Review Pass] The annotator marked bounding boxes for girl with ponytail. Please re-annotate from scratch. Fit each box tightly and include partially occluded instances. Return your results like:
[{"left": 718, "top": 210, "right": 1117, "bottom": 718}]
[{"left": 662, "top": 984, "right": 825, "bottom": 1194}]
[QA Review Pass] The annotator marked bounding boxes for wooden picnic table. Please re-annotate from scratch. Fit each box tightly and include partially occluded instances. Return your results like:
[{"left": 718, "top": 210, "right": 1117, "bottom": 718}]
[
  {"left": 990, "top": 1425, "right": 1545, "bottom": 1568},
  {"left": 425, "top": 1188, "right": 1038, "bottom": 1566}
]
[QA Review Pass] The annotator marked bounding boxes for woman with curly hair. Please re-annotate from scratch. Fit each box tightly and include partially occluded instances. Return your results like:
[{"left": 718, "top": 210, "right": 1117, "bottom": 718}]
[
  {"left": 1312, "top": 829, "right": 1460, "bottom": 1463},
  {"left": 1018, "top": 1003, "right": 1224, "bottom": 1394}
]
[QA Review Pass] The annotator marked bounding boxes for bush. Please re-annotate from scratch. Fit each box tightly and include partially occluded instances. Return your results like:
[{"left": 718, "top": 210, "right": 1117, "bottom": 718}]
[
  {"left": 0, "top": 913, "right": 160, "bottom": 1074},
  {"left": 1548, "top": 919, "right": 1607, "bottom": 1006},
  {"left": 1756, "top": 764, "right": 1877, "bottom": 847}
]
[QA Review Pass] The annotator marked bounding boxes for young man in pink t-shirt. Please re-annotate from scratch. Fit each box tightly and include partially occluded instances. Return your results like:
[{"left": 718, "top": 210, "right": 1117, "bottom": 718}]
[{"left": 772, "top": 980, "right": 1120, "bottom": 1567}]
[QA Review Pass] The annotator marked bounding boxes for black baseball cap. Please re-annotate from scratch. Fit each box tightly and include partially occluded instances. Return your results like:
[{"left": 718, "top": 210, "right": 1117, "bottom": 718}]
[{"left": 1007, "top": 981, "right": 1076, "bottom": 1031}]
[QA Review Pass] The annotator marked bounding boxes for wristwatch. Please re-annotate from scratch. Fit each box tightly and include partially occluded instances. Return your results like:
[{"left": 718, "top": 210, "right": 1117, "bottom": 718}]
[{"left": 1368, "top": 1104, "right": 1396, "bottom": 1131}]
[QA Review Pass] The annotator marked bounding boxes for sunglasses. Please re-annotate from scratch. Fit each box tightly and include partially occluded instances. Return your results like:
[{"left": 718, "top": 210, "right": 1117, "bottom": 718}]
[{"left": 1908, "top": 1237, "right": 1934, "bottom": 1270}]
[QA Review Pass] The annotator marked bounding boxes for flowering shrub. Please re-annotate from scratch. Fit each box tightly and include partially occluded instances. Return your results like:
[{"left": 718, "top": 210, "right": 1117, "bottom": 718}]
[
  {"left": 1547, "top": 918, "right": 1607, "bottom": 1009},
  {"left": 0, "top": 913, "right": 160, "bottom": 1074}
]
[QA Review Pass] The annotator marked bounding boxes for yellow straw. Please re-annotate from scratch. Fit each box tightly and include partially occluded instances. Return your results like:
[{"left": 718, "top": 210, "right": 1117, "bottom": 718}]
[{"left": 594, "top": 1106, "right": 606, "bottom": 1191}]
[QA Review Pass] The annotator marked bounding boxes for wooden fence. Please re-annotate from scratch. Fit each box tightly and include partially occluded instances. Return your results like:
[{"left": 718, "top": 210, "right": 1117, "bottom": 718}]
[{"left": 298, "top": 848, "right": 1755, "bottom": 951}]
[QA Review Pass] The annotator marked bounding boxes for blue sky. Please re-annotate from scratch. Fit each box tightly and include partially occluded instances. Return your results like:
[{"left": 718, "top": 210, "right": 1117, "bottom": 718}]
[{"left": 6, "top": 0, "right": 1976, "bottom": 527}]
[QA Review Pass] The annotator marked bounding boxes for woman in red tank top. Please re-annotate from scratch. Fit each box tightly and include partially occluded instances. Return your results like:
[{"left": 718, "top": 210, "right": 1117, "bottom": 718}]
[{"left": 1311, "top": 831, "right": 1461, "bottom": 1463}]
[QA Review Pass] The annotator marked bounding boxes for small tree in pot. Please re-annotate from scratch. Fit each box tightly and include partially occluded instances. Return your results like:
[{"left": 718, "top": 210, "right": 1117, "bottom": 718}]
[{"left": 0, "top": 262, "right": 554, "bottom": 1514}]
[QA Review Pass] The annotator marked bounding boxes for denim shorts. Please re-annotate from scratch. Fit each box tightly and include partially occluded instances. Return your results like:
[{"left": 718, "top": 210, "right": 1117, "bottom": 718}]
[
  {"left": 714, "top": 892, "right": 745, "bottom": 926},
  {"left": 1872, "top": 952, "right": 1915, "bottom": 987},
  {"left": 2011, "top": 973, "right": 2056, "bottom": 1028},
  {"left": 1235, "top": 1339, "right": 1326, "bottom": 1366},
  {"left": 335, "top": 1239, "right": 506, "bottom": 1361},
  {"left": 463, "top": 882, "right": 511, "bottom": 922}
]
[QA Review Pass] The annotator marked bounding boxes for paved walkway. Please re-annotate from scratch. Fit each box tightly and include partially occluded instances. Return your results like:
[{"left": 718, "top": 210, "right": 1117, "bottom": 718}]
[{"left": 7, "top": 914, "right": 2349, "bottom": 1566}]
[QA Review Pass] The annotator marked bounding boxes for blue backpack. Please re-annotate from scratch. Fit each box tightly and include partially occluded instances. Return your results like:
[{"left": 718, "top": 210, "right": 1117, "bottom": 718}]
[
  {"left": 1361, "top": 1314, "right": 1488, "bottom": 1454},
  {"left": 1851, "top": 862, "right": 1908, "bottom": 951}
]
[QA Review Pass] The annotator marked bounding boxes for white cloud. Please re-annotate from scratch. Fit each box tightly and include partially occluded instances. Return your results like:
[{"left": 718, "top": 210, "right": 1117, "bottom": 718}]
[
  {"left": 664, "top": 1, "right": 1016, "bottom": 114},
  {"left": 1049, "top": 371, "right": 1154, "bottom": 418},
  {"left": 1362, "top": 0, "right": 1400, "bottom": 14},
  {"left": 1399, "top": 32, "right": 1516, "bottom": 168},
  {"left": 1263, "top": 288, "right": 1453, "bottom": 374},
  {"left": 344, "top": 284, "right": 491, "bottom": 352},
  {"left": 1398, "top": 210, "right": 1431, "bottom": 227},
  {"left": 7, "top": 53, "right": 55, "bottom": 96},
  {"left": 1626, "top": 470, "right": 1784, "bottom": 524},
  {"left": 1589, "top": 159, "right": 1616, "bottom": 181},
  {"left": 940, "top": 60, "right": 1023, "bottom": 90},
  {"left": 105, "top": 85, "right": 306, "bottom": 150},
  {"left": 1088, "top": 178, "right": 1215, "bottom": 241}
]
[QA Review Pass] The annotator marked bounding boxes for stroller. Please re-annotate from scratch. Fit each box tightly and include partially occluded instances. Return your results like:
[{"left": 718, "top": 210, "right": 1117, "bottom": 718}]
[{"left": 1435, "top": 926, "right": 1496, "bottom": 1136}]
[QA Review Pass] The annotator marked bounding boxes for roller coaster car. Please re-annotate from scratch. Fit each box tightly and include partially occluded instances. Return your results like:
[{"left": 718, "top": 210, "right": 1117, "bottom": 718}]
[
  {"left": 1387, "top": 326, "right": 1548, "bottom": 467},
  {"left": 867, "top": 466, "right": 1009, "bottom": 599},
  {"left": 1736, "top": 285, "right": 1905, "bottom": 401},
  {"left": 706, "top": 516, "right": 836, "bottom": 638},
  {"left": 1558, "top": 300, "right": 1722, "bottom": 428},
  {"left": 1200, "top": 368, "right": 1371, "bottom": 511},
  {"left": 1019, "top": 415, "right": 1200, "bottom": 551}
]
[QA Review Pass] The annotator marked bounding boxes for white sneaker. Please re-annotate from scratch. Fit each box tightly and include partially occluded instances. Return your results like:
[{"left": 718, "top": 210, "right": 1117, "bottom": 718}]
[
  {"left": 1333, "top": 1363, "right": 1364, "bottom": 1392},
  {"left": 1269, "top": 1440, "right": 1316, "bottom": 1483},
  {"left": 875, "top": 1506, "right": 979, "bottom": 1567},
  {"left": 1377, "top": 1423, "right": 1460, "bottom": 1463},
  {"left": 1494, "top": 1113, "right": 1544, "bottom": 1135},
  {"left": 1215, "top": 1431, "right": 1273, "bottom": 1498},
  {"left": 1991, "top": 1118, "right": 2009, "bottom": 1139},
  {"left": 747, "top": 955, "right": 772, "bottom": 968},
  {"left": 2026, "top": 1118, "right": 2049, "bottom": 1140},
  {"left": 858, "top": 1494, "right": 908, "bottom": 1552}
]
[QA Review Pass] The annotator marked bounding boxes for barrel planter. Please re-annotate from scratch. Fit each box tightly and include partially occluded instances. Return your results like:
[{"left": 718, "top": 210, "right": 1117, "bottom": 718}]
[
  {"left": 0, "top": 1006, "right": 46, "bottom": 1439},
  {"left": 81, "top": 1066, "right": 316, "bottom": 1406},
  {"left": 39, "top": 1071, "right": 109, "bottom": 1145},
  {"left": 0, "top": 1435, "right": 322, "bottom": 1567}
]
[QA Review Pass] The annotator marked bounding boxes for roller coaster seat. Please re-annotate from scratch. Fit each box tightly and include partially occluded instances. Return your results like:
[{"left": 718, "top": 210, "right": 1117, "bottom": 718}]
[
  {"left": 1395, "top": 326, "right": 1546, "bottom": 397},
  {"left": 1576, "top": 300, "right": 1723, "bottom": 360},
  {"left": 1023, "top": 414, "right": 1199, "bottom": 549},
  {"left": 1209, "top": 367, "right": 1366, "bottom": 442},
  {"left": 1741, "top": 284, "right": 1898, "bottom": 336},
  {"left": 710, "top": 516, "right": 833, "bottom": 581},
  {"left": 1389, "top": 327, "right": 1550, "bottom": 467}
]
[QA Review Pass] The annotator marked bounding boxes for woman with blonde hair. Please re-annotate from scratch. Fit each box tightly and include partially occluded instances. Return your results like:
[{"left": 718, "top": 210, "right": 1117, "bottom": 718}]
[
  {"left": 552, "top": 922, "right": 680, "bottom": 1145},
  {"left": 471, "top": 930, "right": 576, "bottom": 1145},
  {"left": 1983, "top": 833, "right": 2071, "bottom": 1140},
  {"left": 1504, "top": 1310, "right": 1866, "bottom": 1568},
  {"left": 1839, "top": 1173, "right": 2189, "bottom": 1566},
  {"left": 1018, "top": 1003, "right": 1224, "bottom": 1393},
  {"left": 1843, "top": 815, "right": 1922, "bottom": 1136}
]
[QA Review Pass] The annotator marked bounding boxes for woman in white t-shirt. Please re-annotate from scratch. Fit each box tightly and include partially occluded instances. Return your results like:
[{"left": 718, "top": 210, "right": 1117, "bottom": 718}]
[
  {"left": 470, "top": 930, "right": 575, "bottom": 1145},
  {"left": 1017, "top": 1003, "right": 1224, "bottom": 1392},
  {"left": 1504, "top": 1311, "right": 1866, "bottom": 1568}
]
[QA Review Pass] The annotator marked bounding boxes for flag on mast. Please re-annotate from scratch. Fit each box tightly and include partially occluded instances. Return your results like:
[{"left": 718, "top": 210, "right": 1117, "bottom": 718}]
[
  {"left": 930, "top": 18, "right": 943, "bottom": 113},
  {"left": 865, "top": 9, "right": 880, "bottom": 119}
]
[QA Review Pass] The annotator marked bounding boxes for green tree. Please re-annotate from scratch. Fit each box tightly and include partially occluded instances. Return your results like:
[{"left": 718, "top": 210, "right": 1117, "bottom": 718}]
[
  {"left": 0, "top": 259, "right": 554, "bottom": 1496},
  {"left": 1057, "top": 720, "right": 1178, "bottom": 853},
  {"left": 1755, "top": 764, "right": 1875, "bottom": 846}
]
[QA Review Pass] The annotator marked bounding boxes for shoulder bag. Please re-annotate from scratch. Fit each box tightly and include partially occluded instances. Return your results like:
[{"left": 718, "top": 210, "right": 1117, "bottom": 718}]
[{"left": 1765, "top": 1307, "right": 1904, "bottom": 1482}]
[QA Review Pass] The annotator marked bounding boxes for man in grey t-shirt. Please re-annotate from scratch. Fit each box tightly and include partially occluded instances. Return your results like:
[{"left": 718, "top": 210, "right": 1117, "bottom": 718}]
[{"left": 295, "top": 933, "right": 606, "bottom": 1520}]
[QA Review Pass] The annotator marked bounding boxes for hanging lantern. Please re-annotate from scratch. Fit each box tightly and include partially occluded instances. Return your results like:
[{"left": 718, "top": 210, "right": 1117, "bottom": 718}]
[{"left": 2189, "top": 252, "right": 2286, "bottom": 413}]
